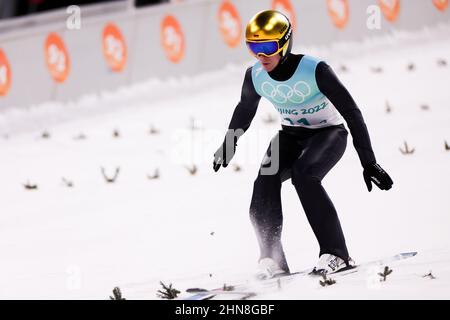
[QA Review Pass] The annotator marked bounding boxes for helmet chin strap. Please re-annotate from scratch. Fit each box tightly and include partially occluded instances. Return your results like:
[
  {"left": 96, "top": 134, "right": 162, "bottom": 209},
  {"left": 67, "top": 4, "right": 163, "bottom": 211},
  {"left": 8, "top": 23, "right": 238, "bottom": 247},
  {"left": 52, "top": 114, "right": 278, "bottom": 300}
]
[{"left": 280, "top": 52, "right": 290, "bottom": 64}]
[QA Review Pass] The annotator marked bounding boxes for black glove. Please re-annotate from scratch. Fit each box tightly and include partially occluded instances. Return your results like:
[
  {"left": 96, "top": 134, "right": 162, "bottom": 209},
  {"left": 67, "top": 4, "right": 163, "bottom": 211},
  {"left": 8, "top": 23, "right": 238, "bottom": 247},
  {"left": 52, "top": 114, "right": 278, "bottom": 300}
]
[
  {"left": 213, "top": 135, "right": 237, "bottom": 172},
  {"left": 363, "top": 162, "right": 393, "bottom": 192}
]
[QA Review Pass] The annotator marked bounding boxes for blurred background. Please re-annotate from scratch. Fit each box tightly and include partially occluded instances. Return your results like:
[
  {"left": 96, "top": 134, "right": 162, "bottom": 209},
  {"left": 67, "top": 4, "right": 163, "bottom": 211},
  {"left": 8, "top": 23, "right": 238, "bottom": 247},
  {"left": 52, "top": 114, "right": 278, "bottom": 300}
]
[
  {"left": 1, "top": 0, "right": 448, "bottom": 110},
  {"left": 0, "top": 1, "right": 170, "bottom": 19}
]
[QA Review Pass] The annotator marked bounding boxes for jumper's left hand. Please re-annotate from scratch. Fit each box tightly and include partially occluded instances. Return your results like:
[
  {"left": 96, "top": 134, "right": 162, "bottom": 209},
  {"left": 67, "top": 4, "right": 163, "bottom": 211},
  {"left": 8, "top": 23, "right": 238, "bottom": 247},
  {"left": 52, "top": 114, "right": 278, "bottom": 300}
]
[{"left": 363, "top": 163, "right": 393, "bottom": 192}]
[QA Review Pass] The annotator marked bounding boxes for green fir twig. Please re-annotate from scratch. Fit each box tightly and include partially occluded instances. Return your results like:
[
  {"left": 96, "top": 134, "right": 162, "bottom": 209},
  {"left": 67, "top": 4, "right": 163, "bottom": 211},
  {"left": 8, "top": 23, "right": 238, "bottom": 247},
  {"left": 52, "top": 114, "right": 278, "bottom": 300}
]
[
  {"left": 24, "top": 181, "right": 38, "bottom": 190},
  {"left": 277, "top": 278, "right": 282, "bottom": 290},
  {"left": 222, "top": 284, "right": 235, "bottom": 292},
  {"left": 185, "top": 164, "right": 198, "bottom": 176},
  {"left": 110, "top": 287, "right": 125, "bottom": 300},
  {"left": 399, "top": 141, "right": 415, "bottom": 155},
  {"left": 422, "top": 271, "right": 436, "bottom": 280},
  {"left": 319, "top": 274, "right": 336, "bottom": 287},
  {"left": 378, "top": 266, "right": 393, "bottom": 282},
  {"left": 157, "top": 281, "right": 180, "bottom": 300}
]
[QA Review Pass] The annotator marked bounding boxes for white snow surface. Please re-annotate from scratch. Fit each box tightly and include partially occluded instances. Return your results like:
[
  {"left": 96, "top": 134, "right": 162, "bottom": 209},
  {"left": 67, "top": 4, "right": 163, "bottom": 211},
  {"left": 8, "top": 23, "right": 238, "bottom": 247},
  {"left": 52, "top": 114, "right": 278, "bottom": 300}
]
[{"left": 1, "top": 24, "right": 450, "bottom": 300}]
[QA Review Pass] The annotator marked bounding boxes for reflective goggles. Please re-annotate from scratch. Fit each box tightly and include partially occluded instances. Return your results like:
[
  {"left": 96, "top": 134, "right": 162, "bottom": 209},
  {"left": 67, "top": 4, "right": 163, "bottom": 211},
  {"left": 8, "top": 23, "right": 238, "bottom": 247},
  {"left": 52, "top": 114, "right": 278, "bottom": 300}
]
[{"left": 246, "top": 40, "right": 281, "bottom": 57}]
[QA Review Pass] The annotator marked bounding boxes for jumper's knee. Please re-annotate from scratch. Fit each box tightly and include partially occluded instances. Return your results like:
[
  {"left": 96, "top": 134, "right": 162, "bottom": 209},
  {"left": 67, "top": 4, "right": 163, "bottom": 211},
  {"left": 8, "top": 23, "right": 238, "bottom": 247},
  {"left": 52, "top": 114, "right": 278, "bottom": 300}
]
[
  {"left": 291, "top": 167, "right": 321, "bottom": 188},
  {"left": 253, "top": 173, "right": 280, "bottom": 190}
]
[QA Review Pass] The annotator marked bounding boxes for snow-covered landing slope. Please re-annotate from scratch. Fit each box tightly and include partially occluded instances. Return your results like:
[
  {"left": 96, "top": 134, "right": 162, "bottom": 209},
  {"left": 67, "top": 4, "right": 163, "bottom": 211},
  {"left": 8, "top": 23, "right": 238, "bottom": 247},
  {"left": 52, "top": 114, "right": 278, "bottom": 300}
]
[
  {"left": 0, "top": 25, "right": 449, "bottom": 299},
  {"left": 173, "top": 250, "right": 450, "bottom": 300}
]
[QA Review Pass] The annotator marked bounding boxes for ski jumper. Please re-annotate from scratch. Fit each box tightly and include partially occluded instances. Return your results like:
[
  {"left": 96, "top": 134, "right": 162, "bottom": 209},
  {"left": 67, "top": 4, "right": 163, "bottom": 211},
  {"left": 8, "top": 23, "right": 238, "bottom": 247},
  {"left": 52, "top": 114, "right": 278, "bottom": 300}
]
[{"left": 227, "top": 54, "right": 376, "bottom": 272}]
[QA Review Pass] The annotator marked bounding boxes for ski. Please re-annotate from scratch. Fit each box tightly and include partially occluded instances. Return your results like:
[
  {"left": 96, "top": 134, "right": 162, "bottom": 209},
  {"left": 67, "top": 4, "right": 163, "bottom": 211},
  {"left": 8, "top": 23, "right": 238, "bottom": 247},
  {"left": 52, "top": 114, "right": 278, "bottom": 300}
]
[
  {"left": 183, "top": 251, "right": 417, "bottom": 300},
  {"left": 183, "top": 289, "right": 257, "bottom": 301}
]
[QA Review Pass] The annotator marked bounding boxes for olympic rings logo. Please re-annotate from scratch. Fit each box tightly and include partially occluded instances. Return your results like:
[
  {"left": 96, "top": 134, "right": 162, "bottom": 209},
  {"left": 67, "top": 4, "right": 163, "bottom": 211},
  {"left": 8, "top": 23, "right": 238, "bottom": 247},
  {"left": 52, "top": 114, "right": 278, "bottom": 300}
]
[{"left": 261, "top": 81, "right": 312, "bottom": 104}]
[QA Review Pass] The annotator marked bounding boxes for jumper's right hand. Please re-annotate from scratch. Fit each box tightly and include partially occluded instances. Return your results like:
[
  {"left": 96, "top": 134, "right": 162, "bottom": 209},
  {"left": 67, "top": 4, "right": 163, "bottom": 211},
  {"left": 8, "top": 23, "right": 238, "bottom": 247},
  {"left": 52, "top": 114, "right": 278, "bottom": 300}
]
[{"left": 213, "top": 139, "right": 237, "bottom": 172}]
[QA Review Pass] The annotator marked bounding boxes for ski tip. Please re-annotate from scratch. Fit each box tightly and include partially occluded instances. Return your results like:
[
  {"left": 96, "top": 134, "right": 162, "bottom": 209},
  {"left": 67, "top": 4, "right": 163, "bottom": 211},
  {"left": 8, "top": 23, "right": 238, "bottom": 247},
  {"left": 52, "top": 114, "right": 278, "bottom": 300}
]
[
  {"left": 183, "top": 292, "right": 216, "bottom": 300},
  {"left": 399, "top": 251, "right": 418, "bottom": 257},
  {"left": 186, "top": 288, "right": 208, "bottom": 293}
]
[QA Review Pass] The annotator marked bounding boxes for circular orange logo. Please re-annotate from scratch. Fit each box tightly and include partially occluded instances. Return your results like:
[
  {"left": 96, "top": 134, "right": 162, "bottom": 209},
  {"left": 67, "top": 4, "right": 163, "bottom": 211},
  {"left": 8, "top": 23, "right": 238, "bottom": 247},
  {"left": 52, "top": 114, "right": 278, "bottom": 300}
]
[
  {"left": 218, "top": 0, "right": 242, "bottom": 48},
  {"left": 102, "top": 23, "right": 127, "bottom": 72},
  {"left": 45, "top": 33, "right": 70, "bottom": 83},
  {"left": 327, "top": 0, "right": 350, "bottom": 29},
  {"left": 272, "top": 0, "right": 297, "bottom": 32},
  {"left": 161, "top": 15, "right": 185, "bottom": 63},
  {"left": 379, "top": 0, "right": 401, "bottom": 22},
  {"left": 433, "top": 0, "right": 449, "bottom": 11},
  {"left": 0, "top": 49, "right": 12, "bottom": 97}
]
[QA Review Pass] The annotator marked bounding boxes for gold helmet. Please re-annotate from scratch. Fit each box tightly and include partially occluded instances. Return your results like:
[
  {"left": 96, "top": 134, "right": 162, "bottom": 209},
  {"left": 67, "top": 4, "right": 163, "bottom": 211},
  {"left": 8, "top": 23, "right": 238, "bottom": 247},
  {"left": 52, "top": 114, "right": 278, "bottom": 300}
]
[{"left": 245, "top": 10, "right": 292, "bottom": 59}]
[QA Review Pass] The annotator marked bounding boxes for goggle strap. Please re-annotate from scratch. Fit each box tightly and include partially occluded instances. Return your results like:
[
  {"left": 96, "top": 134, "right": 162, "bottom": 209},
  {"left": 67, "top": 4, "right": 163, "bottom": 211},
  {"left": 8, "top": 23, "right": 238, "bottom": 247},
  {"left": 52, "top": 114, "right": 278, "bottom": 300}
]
[{"left": 277, "top": 25, "right": 292, "bottom": 50}]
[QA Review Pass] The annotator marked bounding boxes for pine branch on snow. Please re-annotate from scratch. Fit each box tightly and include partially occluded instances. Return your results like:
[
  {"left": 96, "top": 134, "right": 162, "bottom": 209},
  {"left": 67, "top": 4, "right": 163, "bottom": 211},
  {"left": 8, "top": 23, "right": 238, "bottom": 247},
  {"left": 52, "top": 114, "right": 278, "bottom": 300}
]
[
  {"left": 319, "top": 274, "right": 336, "bottom": 287},
  {"left": 189, "top": 117, "right": 201, "bottom": 131},
  {"left": 157, "top": 281, "right": 180, "bottom": 299},
  {"left": 24, "top": 181, "right": 38, "bottom": 190},
  {"left": 423, "top": 271, "right": 436, "bottom": 280},
  {"left": 420, "top": 104, "right": 430, "bottom": 111},
  {"left": 399, "top": 141, "right": 415, "bottom": 155},
  {"left": 378, "top": 266, "right": 393, "bottom": 282},
  {"left": 147, "top": 169, "right": 160, "bottom": 180},
  {"left": 233, "top": 164, "right": 242, "bottom": 172},
  {"left": 222, "top": 284, "right": 235, "bottom": 291},
  {"left": 185, "top": 165, "right": 197, "bottom": 176},
  {"left": 73, "top": 133, "right": 87, "bottom": 140},
  {"left": 110, "top": 287, "right": 126, "bottom": 300},
  {"left": 385, "top": 101, "right": 392, "bottom": 114},
  {"left": 41, "top": 130, "right": 51, "bottom": 139},
  {"left": 101, "top": 167, "right": 120, "bottom": 183},
  {"left": 339, "top": 65, "right": 348, "bottom": 73},
  {"left": 437, "top": 58, "right": 447, "bottom": 67},
  {"left": 149, "top": 125, "right": 160, "bottom": 135},
  {"left": 370, "top": 66, "right": 383, "bottom": 73},
  {"left": 62, "top": 177, "right": 74, "bottom": 188},
  {"left": 113, "top": 129, "right": 120, "bottom": 138}
]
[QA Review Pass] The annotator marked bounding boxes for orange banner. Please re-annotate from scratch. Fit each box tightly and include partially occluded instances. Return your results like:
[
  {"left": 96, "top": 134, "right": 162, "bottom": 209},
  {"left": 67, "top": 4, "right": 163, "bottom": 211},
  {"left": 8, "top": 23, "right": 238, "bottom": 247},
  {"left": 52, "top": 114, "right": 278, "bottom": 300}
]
[
  {"left": 103, "top": 23, "right": 127, "bottom": 72},
  {"left": 161, "top": 15, "right": 185, "bottom": 63},
  {"left": 272, "top": 0, "right": 297, "bottom": 32},
  {"left": 327, "top": 0, "right": 350, "bottom": 30},
  {"left": 0, "top": 49, "right": 12, "bottom": 97},
  {"left": 433, "top": 0, "right": 449, "bottom": 11},
  {"left": 218, "top": 0, "right": 242, "bottom": 48},
  {"left": 45, "top": 33, "right": 70, "bottom": 83},
  {"left": 379, "top": 0, "right": 401, "bottom": 23}
]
